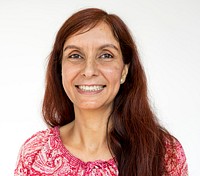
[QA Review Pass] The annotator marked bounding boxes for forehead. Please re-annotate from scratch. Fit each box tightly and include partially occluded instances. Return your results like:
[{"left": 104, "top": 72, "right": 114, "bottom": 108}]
[{"left": 63, "top": 22, "right": 119, "bottom": 47}]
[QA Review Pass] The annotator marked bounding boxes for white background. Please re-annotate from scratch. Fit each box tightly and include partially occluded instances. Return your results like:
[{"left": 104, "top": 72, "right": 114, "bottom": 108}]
[{"left": 0, "top": 0, "right": 199, "bottom": 175}]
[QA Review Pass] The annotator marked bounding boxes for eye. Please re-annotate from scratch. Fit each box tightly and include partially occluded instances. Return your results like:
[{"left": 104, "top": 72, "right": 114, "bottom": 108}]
[
  {"left": 99, "top": 53, "right": 113, "bottom": 59},
  {"left": 68, "top": 54, "right": 83, "bottom": 59}
]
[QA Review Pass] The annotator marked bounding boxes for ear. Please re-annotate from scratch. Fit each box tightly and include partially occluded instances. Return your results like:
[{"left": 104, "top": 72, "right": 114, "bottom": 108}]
[{"left": 120, "top": 64, "right": 129, "bottom": 84}]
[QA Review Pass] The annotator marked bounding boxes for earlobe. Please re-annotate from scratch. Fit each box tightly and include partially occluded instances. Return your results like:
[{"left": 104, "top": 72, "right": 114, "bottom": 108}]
[
  {"left": 120, "top": 78, "right": 124, "bottom": 84},
  {"left": 120, "top": 64, "right": 129, "bottom": 84}
]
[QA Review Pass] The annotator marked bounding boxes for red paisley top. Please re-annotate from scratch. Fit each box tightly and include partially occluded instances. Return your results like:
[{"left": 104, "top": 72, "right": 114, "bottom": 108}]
[{"left": 14, "top": 127, "right": 188, "bottom": 175}]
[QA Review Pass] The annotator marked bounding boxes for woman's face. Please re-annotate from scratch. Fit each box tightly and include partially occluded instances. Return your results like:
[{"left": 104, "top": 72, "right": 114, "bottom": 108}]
[{"left": 62, "top": 22, "right": 128, "bottom": 112}]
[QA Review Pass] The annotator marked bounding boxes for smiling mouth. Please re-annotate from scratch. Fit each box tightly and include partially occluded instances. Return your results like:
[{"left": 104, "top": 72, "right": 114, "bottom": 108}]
[{"left": 76, "top": 85, "right": 106, "bottom": 92}]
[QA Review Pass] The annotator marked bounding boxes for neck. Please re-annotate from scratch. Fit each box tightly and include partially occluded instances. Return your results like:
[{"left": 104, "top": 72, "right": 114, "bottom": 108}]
[
  {"left": 60, "top": 107, "right": 113, "bottom": 161},
  {"left": 72, "top": 107, "right": 111, "bottom": 150}
]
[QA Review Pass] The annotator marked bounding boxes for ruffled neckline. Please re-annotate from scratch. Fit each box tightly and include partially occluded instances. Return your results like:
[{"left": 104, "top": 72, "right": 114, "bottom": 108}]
[{"left": 52, "top": 126, "right": 116, "bottom": 168}]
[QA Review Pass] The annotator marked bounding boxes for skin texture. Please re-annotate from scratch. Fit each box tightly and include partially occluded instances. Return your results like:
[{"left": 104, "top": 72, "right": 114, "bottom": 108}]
[{"left": 60, "top": 22, "right": 128, "bottom": 162}]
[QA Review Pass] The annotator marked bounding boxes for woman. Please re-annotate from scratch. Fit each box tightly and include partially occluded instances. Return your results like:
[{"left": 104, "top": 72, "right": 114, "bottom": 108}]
[{"left": 15, "top": 8, "right": 188, "bottom": 175}]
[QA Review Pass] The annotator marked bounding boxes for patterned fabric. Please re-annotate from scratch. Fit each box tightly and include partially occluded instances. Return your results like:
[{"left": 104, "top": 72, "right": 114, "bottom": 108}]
[
  {"left": 14, "top": 127, "right": 188, "bottom": 175},
  {"left": 164, "top": 136, "right": 188, "bottom": 175}
]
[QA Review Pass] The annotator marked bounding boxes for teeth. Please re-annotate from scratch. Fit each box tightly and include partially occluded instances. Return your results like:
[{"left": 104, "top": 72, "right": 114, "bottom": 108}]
[{"left": 78, "top": 85, "right": 104, "bottom": 92}]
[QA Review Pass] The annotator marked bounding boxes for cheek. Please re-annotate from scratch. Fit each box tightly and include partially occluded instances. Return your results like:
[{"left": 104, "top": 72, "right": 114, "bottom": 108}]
[
  {"left": 61, "top": 64, "right": 79, "bottom": 81},
  {"left": 102, "top": 66, "right": 123, "bottom": 83},
  {"left": 61, "top": 65, "right": 76, "bottom": 92}
]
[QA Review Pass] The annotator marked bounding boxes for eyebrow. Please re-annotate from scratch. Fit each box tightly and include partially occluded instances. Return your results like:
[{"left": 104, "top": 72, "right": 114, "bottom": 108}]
[
  {"left": 63, "top": 44, "right": 119, "bottom": 52},
  {"left": 99, "top": 44, "right": 119, "bottom": 51},
  {"left": 63, "top": 45, "right": 81, "bottom": 51}
]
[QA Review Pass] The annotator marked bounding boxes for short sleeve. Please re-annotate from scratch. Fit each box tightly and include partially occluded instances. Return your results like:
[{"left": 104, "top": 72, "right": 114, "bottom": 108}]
[{"left": 164, "top": 137, "right": 188, "bottom": 176}]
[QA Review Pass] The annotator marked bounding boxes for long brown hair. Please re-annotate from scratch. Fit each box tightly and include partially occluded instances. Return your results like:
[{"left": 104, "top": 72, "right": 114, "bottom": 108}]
[{"left": 42, "top": 8, "right": 171, "bottom": 175}]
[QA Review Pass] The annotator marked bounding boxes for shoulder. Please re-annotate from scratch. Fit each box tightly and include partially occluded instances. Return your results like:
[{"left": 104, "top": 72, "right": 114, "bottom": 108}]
[
  {"left": 19, "top": 127, "right": 58, "bottom": 154},
  {"left": 164, "top": 135, "right": 188, "bottom": 175},
  {"left": 14, "top": 127, "right": 59, "bottom": 175}
]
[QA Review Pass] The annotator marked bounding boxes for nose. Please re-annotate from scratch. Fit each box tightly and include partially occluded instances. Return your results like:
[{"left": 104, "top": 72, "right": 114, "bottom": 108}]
[{"left": 81, "top": 59, "right": 98, "bottom": 77}]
